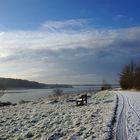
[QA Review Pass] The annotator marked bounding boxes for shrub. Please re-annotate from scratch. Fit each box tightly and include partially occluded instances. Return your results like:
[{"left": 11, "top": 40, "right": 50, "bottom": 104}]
[
  {"left": 53, "top": 88, "right": 63, "bottom": 96},
  {"left": 101, "top": 80, "right": 112, "bottom": 90},
  {"left": 0, "top": 85, "right": 6, "bottom": 95}
]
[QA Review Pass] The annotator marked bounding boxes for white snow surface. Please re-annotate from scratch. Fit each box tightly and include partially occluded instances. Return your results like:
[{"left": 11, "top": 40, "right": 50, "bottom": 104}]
[
  {"left": 115, "top": 90, "right": 140, "bottom": 140},
  {"left": 0, "top": 91, "right": 116, "bottom": 140}
]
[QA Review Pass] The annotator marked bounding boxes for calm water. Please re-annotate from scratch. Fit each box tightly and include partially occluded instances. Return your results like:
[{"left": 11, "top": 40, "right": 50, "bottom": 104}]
[{"left": 0, "top": 85, "right": 104, "bottom": 103}]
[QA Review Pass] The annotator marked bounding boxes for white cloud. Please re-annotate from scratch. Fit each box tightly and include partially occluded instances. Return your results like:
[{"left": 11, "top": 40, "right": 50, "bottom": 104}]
[
  {"left": 113, "top": 14, "right": 134, "bottom": 24},
  {"left": 113, "top": 14, "right": 126, "bottom": 21},
  {"left": 41, "top": 19, "right": 89, "bottom": 31},
  {"left": 0, "top": 25, "right": 134, "bottom": 53},
  {"left": 0, "top": 19, "right": 140, "bottom": 83},
  {"left": 0, "top": 32, "right": 5, "bottom": 36}
]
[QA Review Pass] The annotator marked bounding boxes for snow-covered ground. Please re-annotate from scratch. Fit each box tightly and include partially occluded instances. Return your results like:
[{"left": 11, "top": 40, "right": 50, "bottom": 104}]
[
  {"left": 0, "top": 91, "right": 116, "bottom": 140},
  {"left": 115, "top": 90, "right": 140, "bottom": 140}
]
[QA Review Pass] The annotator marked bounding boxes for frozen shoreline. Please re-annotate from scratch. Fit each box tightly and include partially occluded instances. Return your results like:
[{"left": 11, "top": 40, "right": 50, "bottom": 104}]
[{"left": 0, "top": 91, "right": 116, "bottom": 140}]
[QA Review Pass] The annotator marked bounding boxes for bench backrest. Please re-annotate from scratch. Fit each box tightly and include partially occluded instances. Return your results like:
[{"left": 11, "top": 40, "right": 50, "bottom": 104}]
[{"left": 81, "top": 94, "right": 87, "bottom": 99}]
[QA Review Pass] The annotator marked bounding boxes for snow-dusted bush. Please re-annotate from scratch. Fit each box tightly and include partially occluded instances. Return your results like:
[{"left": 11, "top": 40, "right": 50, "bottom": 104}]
[
  {"left": 101, "top": 80, "right": 112, "bottom": 90},
  {"left": 53, "top": 88, "right": 63, "bottom": 96},
  {"left": 0, "top": 84, "right": 6, "bottom": 95}
]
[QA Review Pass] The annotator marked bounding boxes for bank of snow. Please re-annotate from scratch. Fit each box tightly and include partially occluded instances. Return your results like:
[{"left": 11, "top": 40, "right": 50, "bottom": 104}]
[{"left": 0, "top": 91, "right": 116, "bottom": 140}]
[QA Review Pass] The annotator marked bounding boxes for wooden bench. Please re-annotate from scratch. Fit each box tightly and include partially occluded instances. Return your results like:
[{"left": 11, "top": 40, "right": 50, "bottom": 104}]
[{"left": 76, "top": 94, "right": 87, "bottom": 106}]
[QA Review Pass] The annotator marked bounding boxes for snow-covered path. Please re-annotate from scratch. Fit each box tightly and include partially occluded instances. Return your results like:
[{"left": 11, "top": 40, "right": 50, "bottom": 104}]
[{"left": 116, "top": 91, "right": 140, "bottom": 140}]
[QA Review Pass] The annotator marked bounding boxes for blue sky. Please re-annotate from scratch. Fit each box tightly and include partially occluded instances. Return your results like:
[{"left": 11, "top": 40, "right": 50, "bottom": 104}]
[
  {"left": 0, "top": 0, "right": 140, "bottom": 84},
  {"left": 0, "top": 0, "right": 140, "bottom": 30}
]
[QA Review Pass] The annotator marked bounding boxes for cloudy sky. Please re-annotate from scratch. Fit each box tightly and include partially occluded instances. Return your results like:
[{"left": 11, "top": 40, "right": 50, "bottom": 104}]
[{"left": 0, "top": 0, "right": 140, "bottom": 84}]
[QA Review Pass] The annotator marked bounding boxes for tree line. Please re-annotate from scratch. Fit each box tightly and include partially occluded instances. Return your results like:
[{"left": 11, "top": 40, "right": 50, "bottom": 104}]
[{"left": 120, "top": 61, "right": 140, "bottom": 90}]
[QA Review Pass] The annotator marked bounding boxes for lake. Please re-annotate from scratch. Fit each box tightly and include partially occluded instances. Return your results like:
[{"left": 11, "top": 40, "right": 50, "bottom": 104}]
[{"left": 0, "top": 85, "right": 117, "bottom": 103}]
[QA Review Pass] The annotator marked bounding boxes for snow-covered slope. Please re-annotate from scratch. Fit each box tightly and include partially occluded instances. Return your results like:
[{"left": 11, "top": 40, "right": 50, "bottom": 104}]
[{"left": 0, "top": 91, "right": 116, "bottom": 140}]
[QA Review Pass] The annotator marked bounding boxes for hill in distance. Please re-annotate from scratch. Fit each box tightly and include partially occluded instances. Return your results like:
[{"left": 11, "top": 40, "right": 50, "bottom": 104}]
[{"left": 0, "top": 77, "right": 72, "bottom": 89}]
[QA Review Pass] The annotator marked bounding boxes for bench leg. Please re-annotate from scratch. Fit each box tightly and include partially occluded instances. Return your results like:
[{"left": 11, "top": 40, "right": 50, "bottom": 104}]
[{"left": 76, "top": 101, "right": 78, "bottom": 106}]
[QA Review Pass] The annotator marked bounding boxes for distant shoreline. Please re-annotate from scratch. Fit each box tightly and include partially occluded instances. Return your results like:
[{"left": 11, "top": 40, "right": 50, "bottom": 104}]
[{"left": 0, "top": 77, "right": 73, "bottom": 90}]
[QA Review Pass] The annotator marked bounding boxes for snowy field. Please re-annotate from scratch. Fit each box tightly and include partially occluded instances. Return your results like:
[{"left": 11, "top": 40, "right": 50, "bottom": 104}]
[
  {"left": 0, "top": 91, "right": 116, "bottom": 140},
  {"left": 115, "top": 90, "right": 140, "bottom": 140}
]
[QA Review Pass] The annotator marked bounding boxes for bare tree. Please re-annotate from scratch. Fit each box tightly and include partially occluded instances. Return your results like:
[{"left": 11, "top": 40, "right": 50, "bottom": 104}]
[
  {"left": 134, "top": 61, "right": 140, "bottom": 90},
  {"left": 119, "top": 61, "right": 140, "bottom": 90}
]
